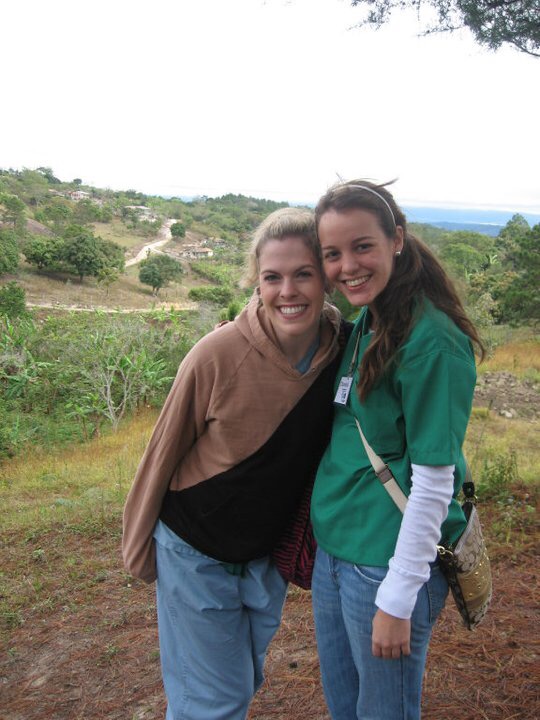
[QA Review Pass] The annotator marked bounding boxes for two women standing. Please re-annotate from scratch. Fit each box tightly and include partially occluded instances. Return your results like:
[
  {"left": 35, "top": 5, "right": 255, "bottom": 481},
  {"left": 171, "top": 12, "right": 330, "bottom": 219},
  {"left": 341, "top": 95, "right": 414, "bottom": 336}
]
[{"left": 123, "top": 181, "right": 482, "bottom": 720}]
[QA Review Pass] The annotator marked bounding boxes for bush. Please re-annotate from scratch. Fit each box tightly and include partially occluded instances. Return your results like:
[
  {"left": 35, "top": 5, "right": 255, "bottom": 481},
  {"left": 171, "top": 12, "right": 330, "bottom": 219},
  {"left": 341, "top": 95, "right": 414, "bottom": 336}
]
[
  {"left": 188, "top": 286, "right": 234, "bottom": 305},
  {"left": 0, "top": 282, "right": 26, "bottom": 319},
  {"left": 0, "top": 229, "right": 19, "bottom": 274}
]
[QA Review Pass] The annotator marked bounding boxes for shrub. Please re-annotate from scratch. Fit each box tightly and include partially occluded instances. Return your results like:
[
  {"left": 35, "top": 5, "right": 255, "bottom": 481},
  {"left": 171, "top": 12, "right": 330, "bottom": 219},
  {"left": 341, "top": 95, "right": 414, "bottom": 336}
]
[{"left": 0, "top": 282, "right": 26, "bottom": 319}]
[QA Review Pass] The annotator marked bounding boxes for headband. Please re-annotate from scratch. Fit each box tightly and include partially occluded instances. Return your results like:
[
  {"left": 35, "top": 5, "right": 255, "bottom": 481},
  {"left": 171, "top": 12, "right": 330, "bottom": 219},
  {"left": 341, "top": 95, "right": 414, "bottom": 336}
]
[{"left": 340, "top": 184, "right": 397, "bottom": 231}]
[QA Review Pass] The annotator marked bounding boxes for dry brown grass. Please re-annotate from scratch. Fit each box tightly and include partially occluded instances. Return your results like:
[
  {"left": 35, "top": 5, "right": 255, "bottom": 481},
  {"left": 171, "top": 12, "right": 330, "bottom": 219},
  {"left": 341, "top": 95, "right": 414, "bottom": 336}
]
[
  {"left": 92, "top": 219, "right": 144, "bottom": 249},
  {"left": 12, "top": 264, "right": 196, "bottom": 311},
  {"left": 481, "top": 339, "right": 540, "bottom": 378}
]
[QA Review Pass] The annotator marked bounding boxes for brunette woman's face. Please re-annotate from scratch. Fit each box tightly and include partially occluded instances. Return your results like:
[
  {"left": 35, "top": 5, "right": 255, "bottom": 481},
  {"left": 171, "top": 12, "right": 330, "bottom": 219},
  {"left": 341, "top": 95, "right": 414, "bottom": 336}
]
[
  {"left": 318, "top": 208, "right": 403, "bottom": 310},
  {"left": 258, "top": 236, "right": 325, "bottom": 346}
]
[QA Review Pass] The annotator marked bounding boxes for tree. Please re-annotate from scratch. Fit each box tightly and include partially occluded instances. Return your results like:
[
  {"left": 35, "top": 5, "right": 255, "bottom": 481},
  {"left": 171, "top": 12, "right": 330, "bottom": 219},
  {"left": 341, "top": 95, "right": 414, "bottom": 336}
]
[
  {"left": 170, "top": 221, "right": 186, "bottom": 238},
  {"left": 139, "top": 262, "right": 165, "bottom": 295},
  {"left": 23, "top": 235, "right": 64, "bottom": 270},
  {"left": 62, "top": 227, "right": 103, "bottom": 282},
  {"left": 498, "top": 224, "right": 540, "bottom": 321},
  {"left": 0, "top": 229, "right": 20, "bottom": 274},
  {"left": 139, "top": 254, "right": 183, "bottom": 295},
  {"left": 60, "top": 224, "right": 125, "bottom": 281},
  {"left": 349, "top": 1, "right": 540, "bottom": 56},
  {"left": 0, "top": 193, "right": 26, "bottom": 232},
  {"left": 97, "top": 266, "right": 120, "bottom": 296}
]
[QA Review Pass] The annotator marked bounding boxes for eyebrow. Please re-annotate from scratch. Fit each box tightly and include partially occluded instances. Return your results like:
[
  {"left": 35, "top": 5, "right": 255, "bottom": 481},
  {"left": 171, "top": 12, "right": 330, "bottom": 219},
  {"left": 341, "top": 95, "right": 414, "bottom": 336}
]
[{"left": 260, "top": 263, "right": 317, "bottom": 272}]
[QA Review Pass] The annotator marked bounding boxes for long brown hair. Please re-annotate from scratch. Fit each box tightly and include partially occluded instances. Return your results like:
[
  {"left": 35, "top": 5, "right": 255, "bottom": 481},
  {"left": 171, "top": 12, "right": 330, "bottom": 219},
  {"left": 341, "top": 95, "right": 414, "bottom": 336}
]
[{"left": 315, "top": 180, "right": 485, "bottom": 400}]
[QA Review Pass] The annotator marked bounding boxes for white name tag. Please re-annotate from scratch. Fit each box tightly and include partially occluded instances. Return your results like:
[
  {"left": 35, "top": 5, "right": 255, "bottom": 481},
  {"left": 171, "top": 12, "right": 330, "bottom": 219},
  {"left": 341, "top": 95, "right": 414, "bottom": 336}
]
[{"left": 334, "top": 376, "right": 353, "bottom": 405}]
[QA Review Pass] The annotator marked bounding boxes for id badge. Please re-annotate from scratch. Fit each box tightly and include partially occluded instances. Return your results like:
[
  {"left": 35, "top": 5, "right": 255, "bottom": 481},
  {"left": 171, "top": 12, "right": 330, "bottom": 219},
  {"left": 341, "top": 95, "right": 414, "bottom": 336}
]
[{"left": 334, "top": 376, "right": 353, "bottom": 406}]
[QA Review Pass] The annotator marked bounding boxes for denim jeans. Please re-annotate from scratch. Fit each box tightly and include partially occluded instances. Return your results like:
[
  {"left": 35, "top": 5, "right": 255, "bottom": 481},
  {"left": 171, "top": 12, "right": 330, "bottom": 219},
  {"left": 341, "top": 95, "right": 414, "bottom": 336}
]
[
  {"left": 312, "top": 546, "right": 448, "bottom": 720},
  {"left": 153, "top": 520, "right": 287, "bottom": 720}
]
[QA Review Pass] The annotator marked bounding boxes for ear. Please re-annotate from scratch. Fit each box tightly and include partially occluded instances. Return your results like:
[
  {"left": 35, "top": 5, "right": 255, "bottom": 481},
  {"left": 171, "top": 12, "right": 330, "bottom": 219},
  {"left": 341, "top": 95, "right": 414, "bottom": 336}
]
[{"left": 393, "top": 226, "right": 404, "bottom": 254}]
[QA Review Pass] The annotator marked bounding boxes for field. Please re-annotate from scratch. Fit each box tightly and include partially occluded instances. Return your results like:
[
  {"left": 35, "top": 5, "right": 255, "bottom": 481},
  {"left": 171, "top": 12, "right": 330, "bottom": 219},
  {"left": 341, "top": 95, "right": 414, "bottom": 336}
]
[{"left": 0, "top": 339, "right": 538, "bottom": 720}]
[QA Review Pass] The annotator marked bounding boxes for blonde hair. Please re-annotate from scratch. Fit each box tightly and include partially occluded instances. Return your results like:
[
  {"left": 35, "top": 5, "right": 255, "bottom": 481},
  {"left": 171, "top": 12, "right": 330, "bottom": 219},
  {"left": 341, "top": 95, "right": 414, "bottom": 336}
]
[{"left": 241, "top": 207, "right": 323, "bottom": 288}]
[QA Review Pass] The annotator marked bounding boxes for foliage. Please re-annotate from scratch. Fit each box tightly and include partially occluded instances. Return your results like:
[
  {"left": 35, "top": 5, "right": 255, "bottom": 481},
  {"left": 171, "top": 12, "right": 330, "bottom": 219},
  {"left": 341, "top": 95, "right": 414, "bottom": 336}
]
[
  {"left": 350, "top": 0, "right": 540, "bottom": 56},
  {"left": 0, "top": 282, "right": 27, "bottom": 319},
  {"left": 0, "top": 193, "right": 26, "bottom": 233},
  {"left": 170, "top": 221, "right": 186, "bottom": 238},
  {"left": 190, "top": 259, "right": 240, "bottom": 286},
  {"left": 139, "top": 254, "right": 183, "bottom": 295},
  {"left": 188, "top": 286, "right": 235, "bottom": 305},
  {"left": 218, "top": 299, "right": 246, "bottom": 322},
  {"left": 23, "top": 234, "right": 64, "bottom": 270},
  {"left": 478, "top": 448, "right": 519, "bottom": 499},
  {"left": 0, "top": 229, "right": 20, "bottom": 274},
  {"left": 0, "top": 311, "right": 193, "bottom": 451}
]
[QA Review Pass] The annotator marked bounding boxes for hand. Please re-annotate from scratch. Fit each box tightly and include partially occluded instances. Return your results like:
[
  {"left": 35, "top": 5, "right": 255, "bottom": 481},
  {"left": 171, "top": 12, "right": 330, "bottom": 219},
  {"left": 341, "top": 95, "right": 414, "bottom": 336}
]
[{"left": 372, "top": 609, "right": 411, "bottom": 659}]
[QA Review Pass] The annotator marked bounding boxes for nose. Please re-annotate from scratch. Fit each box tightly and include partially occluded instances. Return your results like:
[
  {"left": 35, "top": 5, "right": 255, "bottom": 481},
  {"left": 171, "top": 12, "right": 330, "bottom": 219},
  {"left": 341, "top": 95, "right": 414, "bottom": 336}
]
[
  {"left": 341, "top": 251, "right": 359, "bottom": 275},
  {"left": 280, "top": 276, "right": 298, "bottom": 298}
]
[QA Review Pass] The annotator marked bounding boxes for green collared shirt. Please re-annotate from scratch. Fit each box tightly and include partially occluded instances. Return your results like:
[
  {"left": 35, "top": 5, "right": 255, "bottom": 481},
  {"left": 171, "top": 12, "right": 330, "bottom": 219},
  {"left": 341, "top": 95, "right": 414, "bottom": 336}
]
[{"left": 311, "top": 299, "right": 475, "bottom": 567}]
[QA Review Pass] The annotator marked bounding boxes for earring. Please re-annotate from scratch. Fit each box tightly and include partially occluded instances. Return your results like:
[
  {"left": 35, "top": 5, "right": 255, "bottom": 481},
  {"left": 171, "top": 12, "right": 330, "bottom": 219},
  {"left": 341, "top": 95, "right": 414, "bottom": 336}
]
[{"left": 395, "top": 251, "right": 401, "bottom": 256}]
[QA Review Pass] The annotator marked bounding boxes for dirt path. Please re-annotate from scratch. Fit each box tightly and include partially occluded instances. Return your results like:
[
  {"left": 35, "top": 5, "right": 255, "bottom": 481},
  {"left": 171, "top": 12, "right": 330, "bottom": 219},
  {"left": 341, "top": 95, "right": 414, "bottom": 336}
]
[{"left": 125, "top": 220, "right": 176, "bottom": 267}]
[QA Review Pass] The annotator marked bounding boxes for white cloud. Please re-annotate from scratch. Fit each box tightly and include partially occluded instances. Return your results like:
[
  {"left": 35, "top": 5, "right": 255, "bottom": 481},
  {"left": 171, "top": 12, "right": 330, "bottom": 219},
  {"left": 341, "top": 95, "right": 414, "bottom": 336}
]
[{"left": 1, "top": 0, "right": 539, "bottom": 212}]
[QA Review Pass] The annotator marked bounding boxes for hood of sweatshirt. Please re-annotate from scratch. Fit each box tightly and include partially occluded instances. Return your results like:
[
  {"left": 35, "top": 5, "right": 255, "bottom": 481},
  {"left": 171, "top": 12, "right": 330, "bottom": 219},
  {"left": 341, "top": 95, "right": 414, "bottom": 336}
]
[{"left": 234, "top": 290, "right": 342, "bottom": 378}]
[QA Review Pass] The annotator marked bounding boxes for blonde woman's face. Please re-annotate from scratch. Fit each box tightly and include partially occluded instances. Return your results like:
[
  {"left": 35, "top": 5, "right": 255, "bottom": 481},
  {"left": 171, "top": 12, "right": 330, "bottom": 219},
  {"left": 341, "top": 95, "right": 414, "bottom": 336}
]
[{"left": 258, "top": 236, "right": 325, "bottom": 346}]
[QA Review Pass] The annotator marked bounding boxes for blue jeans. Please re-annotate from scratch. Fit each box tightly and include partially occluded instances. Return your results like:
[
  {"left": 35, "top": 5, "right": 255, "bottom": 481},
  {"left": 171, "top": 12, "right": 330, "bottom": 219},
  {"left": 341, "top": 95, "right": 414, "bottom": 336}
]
[
  {"left": 312, "top": 547, "right": 448, "bottom": 720},
  {"left": 153, "top": 520, "right": 287, "bottom": 720}
]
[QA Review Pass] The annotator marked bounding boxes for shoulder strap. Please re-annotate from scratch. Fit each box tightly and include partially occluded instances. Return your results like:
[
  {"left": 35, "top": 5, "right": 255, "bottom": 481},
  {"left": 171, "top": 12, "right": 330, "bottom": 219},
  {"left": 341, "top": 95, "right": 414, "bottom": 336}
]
[{"left": 353, "top": 417, "right": 408, "bottom": 513}]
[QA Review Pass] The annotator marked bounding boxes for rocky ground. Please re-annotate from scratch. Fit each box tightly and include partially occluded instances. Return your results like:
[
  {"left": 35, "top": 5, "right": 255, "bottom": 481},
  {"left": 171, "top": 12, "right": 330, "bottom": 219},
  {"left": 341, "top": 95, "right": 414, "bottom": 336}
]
[{"left": 474, "top": 371, "right": 539, "bottom": 419}]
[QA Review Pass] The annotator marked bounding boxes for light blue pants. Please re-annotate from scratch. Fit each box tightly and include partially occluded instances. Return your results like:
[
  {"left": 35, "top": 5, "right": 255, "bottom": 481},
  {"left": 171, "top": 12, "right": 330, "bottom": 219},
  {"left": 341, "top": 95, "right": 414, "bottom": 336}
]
[
  {"left": 153, "top": 520, "right": 287, "bottom": 720},
  {"left": 312, "top": 547, "right": 448, "bottom": 720}
]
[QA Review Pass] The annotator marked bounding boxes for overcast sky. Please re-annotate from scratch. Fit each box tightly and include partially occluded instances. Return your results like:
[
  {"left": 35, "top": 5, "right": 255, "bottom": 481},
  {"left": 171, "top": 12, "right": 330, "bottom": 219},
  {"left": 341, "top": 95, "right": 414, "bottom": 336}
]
[{"left": 2, "top": 0, "right": 539, "bottom": 213}]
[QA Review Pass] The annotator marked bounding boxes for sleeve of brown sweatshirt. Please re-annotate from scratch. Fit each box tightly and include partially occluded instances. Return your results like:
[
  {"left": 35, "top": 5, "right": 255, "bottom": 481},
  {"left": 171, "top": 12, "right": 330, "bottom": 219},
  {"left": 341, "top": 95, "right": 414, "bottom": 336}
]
[{"left": 122, "top": 342, "right": 212, "bottom": 583}]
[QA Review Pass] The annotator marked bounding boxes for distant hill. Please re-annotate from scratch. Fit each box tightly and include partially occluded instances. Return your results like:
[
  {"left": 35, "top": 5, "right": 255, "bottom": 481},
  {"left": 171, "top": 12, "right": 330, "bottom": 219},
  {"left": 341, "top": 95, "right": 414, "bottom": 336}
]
[
  {"left": 418, "top": 220, "right": 504, "bottom": 237},
  {"left": 404, "top": 205, "right": 540, "bottom": 237}
]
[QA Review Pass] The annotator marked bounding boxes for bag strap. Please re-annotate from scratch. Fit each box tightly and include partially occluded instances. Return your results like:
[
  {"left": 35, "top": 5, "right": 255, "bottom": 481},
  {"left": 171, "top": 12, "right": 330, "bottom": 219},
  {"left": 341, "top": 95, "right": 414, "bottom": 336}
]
[
  {"left": 353, "top": 417, "right": 408, "bottom": 514},
  {"left": 353, "top": 417, "right": 476, "bottom": 517}
]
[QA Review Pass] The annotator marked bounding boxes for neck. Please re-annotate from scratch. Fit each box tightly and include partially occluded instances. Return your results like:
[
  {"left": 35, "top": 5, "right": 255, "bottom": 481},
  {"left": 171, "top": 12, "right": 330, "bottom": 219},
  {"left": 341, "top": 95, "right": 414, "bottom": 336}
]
[{"left": 277, "top": 325, "right": 320, "bottom": 367}]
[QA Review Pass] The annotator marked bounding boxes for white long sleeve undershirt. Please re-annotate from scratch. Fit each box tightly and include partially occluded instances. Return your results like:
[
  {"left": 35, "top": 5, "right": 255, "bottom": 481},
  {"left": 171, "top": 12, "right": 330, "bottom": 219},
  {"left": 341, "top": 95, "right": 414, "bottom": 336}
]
[{"left": 375, "top": 463, "right": 455, "bottom": 620}]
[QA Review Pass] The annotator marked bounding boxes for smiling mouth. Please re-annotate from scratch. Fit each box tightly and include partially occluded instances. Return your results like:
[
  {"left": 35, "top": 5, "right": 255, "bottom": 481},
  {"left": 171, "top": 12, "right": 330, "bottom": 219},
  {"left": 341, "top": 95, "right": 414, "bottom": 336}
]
[
  {"left": 279, "top": 305, "right": 307, "bottom": 315},
  {"left": 344, "top": 275, "right": 370, "bottom": 288}
]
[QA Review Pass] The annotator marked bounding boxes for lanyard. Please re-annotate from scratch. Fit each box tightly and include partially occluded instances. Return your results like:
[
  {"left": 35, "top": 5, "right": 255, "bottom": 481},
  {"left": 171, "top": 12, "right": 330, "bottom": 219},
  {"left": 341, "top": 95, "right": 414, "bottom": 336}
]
[{"left": 334, "top": 329, "right": 362, "bottom": 406}]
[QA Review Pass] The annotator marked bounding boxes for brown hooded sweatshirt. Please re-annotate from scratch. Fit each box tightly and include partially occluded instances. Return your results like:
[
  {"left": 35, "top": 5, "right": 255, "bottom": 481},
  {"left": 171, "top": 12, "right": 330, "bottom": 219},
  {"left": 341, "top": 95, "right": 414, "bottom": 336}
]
[{"left": 122, "top": 293, "right": 344, "bottom": 583}]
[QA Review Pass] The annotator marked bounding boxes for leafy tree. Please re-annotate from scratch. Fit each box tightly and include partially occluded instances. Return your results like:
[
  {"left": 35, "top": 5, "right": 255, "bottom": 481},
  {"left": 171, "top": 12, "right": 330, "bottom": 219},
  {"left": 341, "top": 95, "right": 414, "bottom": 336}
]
[
  {"left": 60, "top": 224, "right": 125, "bottom": 281},
  {"left": 40, "top": 199, "right": 73, "bottom": 232},
  {"left": 0, "top": 229, "right": 20, "bottom": 274},
  {"left": 139, "top": 254, "right": 183, "bottom": 295},
  {"left": 36, "top": 166, "right": 61, "bottom": 184},
  {"left": 0, "top": 282, "right": 26, "bottom": 319},
  {"left": 97, "top": 266, "right": 120, "bottom": 296},
  {"left": 23, "top": 235, "right": 64, "bottom": 270},
  {"left": 496, "top": 213, "right": 530, "bottom": 266},
  {"left": 62, "top": 226, "right": 103, "bottom": 281},
  {"left": 440, "top": 242, "right": 485, "bottom": 279},
  {"left": 0, "top": 193, "right": 26, "bottom": 232},
  {"left": 170, "top": 221, "right": 186, "bottom": 238},
  {"left": 139, "top": 262, "right": 165, "bottom": 295},
  {"left": 17, "top": 169, "right": 50, "bottom": 206},
  {"left": 349, "top": 1, "right": 540, "bottom": 56},
  {"left": 98, "top": 237, "right": 125, "bottom": 273},
  {"left": 497, "top": 224, "right": 540, "bottom": 321},
  {"left": 73, "top": 198, "right": 103, "bottom": 224}
]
